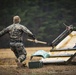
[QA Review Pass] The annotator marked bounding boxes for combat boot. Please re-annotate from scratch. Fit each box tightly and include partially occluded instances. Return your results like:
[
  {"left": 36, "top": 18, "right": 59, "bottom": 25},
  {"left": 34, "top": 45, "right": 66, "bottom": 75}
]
[
  {"left": 15, "top": 59, "right": 23, "bottom": 68},
  {"left": 15, "top": 59, "right": 27, "bottom": 68}
]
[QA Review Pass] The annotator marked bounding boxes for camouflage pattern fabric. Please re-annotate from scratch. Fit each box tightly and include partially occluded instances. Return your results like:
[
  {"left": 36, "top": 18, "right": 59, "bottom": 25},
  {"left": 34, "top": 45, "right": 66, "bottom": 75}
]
[
  {"left": 10, "top": 42, "right": 27, "bottom": 62},
  {"left": 0, "top": 23, "right": 35, "bottom": 62}
]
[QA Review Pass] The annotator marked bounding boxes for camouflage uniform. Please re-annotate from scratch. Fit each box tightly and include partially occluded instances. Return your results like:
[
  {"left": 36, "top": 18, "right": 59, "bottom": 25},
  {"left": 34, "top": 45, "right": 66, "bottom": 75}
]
[
  {"left": 71, "top": 27, "right": 76, "bottom": 31},
  {"left": 0, "top": 23, "right": 35, "bottom": 63}
]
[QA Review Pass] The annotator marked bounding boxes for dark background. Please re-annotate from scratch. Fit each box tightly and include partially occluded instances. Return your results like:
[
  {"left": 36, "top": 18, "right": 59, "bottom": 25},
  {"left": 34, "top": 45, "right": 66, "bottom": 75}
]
[{"left": 0, "top": 0, "right": 76, "bottom": 48}]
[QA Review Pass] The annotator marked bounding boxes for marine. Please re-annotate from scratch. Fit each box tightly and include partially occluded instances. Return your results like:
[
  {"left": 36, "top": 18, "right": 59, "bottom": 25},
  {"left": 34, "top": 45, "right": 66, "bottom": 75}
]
[{"left": 0, "top": 16, "right": 37, "bottom": 67}]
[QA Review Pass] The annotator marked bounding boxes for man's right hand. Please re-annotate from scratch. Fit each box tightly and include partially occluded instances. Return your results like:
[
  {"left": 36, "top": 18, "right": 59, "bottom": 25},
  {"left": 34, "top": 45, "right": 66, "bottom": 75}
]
[
  {"left": 66, "top": 25, "right": 73, "bottom": 30},
  {"left": 34, "top": 39, "right": 38, "bottom": 43}
]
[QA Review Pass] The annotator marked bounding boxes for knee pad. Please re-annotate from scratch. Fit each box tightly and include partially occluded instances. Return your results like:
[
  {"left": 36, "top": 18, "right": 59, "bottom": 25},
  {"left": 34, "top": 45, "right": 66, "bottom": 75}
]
[{"left": 18, "top": 54, "right": 26, "bottom": 62}]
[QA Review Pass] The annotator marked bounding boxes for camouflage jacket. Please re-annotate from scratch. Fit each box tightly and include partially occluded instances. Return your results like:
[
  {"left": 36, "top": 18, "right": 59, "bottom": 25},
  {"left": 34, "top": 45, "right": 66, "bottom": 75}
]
[
  {"left": 72, "top": 27, "right": 76, "bottom": 31},
  {"left": 0, "top": 23, "right": 35, "bottom": 42},
  {"left": 70, "top": 27, "right": 76, "bottom": 31}
]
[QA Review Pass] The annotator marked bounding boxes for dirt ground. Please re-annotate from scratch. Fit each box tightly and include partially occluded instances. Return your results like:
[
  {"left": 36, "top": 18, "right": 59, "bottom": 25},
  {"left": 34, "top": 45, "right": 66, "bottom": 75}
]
[{"left": 0, "top": 47, "right": 76, "bottom": 75}]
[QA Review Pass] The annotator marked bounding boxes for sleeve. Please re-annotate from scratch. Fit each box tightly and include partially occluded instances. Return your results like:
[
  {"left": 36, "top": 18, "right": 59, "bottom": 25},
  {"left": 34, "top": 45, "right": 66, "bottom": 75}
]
[
  {"left": 0, "top": 26, "right": 9, "bottom": 37},
  {"left": 72, "top": 27, "right": 76, "bottom": 31},
  {"left": 71, "top": 27, "right": 76, "bottom": 31},
  {"left": 21, "top": 25, "right": 36, "bottom": 40}
]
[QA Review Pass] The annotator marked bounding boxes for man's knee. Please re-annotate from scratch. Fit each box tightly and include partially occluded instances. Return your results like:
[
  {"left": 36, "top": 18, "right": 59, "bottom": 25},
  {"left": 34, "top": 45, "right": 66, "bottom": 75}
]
[{"left": 18, "top": 54, "right": 26, "bottom": 62}]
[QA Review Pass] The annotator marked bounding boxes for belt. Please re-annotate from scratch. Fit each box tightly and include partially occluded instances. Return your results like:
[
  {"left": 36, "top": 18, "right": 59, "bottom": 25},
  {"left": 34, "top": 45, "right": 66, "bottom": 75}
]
[{"left": 10, "top": 40, "right": 22, "bottom": 42}]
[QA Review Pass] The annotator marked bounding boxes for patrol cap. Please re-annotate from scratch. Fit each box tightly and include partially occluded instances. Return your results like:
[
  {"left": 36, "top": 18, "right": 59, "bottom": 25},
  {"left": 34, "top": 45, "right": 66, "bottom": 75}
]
[{"left": 13, "top": 15, "right": 21, "bottom": 23}]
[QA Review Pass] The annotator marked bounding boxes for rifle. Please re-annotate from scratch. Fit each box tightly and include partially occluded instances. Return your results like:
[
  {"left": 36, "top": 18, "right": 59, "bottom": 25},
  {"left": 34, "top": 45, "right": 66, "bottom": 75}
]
[{"left": 27, "top": 39, "right": 47, "bottom": 45}]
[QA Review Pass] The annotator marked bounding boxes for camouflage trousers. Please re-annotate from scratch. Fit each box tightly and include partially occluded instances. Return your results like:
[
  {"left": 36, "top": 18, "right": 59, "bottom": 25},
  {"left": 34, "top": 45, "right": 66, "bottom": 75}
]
[{"left": 10, "top": 42, "right": 27, "bottom": 63}]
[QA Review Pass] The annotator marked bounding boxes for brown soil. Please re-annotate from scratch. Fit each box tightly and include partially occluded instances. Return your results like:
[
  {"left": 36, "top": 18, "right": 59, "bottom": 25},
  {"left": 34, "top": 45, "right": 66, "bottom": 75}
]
[{"left": 0, "top": 47, "right": 76, "bottom": 75}]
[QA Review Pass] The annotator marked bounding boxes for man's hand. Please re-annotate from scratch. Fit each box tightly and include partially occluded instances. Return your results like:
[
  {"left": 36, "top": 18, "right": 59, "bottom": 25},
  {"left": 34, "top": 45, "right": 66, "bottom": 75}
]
[
  {"left": 63, "top": 23, "right": 73, "bottom": 30},
  {"left": 34, "top": 39, "right": 38, "bottom": 43},
  {"left": 66, "top": 25, "right": 73, "bottom": 30}
]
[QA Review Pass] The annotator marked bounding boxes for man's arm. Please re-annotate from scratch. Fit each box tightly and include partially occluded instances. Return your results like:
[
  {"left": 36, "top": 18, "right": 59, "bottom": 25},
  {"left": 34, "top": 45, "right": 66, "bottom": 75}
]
[
  {"left": 21, "top": 25, "right": 36, "bottom": 40},
  {"left": 0, "top": 27, "right": 9, "bottom": 37},
  {"left": 72, "top": 27, "right": 76, "bottom": 31},
  {"left": 66, "top": 25, "right": 76, "bottom": 31}
]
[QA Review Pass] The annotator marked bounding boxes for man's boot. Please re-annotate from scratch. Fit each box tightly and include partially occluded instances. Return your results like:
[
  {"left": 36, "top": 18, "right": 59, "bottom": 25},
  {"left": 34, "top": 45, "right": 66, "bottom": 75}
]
[{"left": 15, "top": 59, "right": 23, "bottom": 68}]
